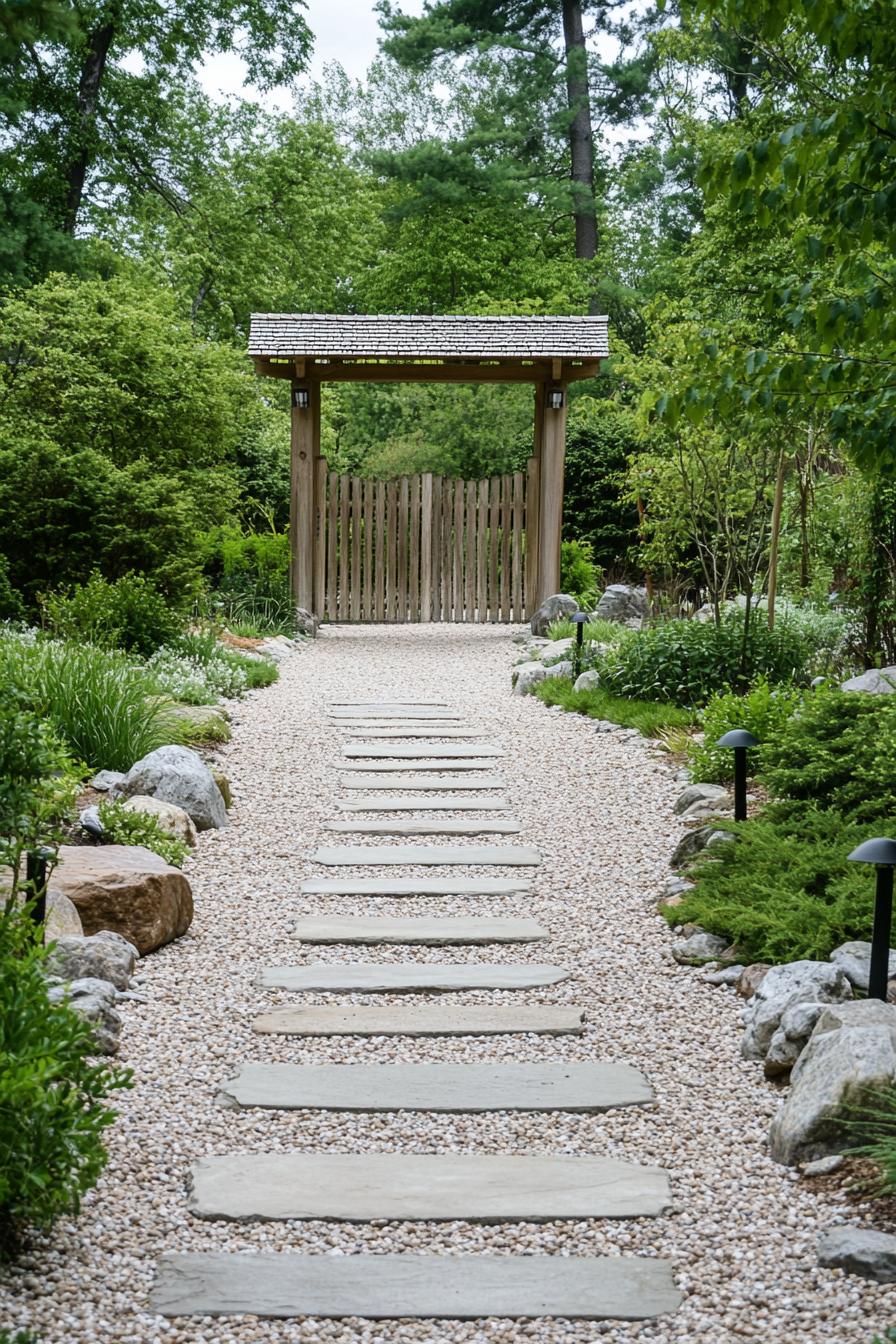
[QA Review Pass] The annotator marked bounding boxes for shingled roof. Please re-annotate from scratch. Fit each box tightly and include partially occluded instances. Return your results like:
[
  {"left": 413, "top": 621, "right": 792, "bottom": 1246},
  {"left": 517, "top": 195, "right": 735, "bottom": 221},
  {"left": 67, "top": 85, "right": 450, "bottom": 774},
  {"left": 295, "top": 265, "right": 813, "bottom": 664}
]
[{"left": 249, "top": 313, "right": 609, "bottom": 362}]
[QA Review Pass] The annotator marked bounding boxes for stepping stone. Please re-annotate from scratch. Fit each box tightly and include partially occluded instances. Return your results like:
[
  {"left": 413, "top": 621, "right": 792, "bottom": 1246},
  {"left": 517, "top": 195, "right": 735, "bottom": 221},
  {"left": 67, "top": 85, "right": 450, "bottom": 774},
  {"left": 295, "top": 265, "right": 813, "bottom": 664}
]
[
  {"left": 344, "top": 743, "right": 503, "bottom": 759},
  {"left": 216, "top": 1062, "right": 654, "bottom": 1113},
  {"left": 341, "top": 774, "right": 505, "bottom": 790},
  {"left": 312, "top": 844, "right": 541, "bottom": 867},
  {"left": 337, "top": 795, "right": 510, "bottom": 812},
  {"left": 290, "top": 915, "right": 546, "bottom": 944},
  {"left": 253, "top": 1004, "right": 586, "bottom": 1037},
  {"left": 324, "top": 818, "right": 521, "bottom": 836},
  {"left": 329, "top": 701, "right": 449, "bottom": 710},
  {"left": 328, "top": 710, "right": 463, "bottom": 721},
  {"left": 300, "top": 877, "right": 533, "bottom": 895},
  {"left": 345, "top": 728, "right": 485, "bottom": 738},
  {"left": 188, "top": 1152, "right": 671, "bottom": 1222},
  {"left": 343, "top": 760, "right": 503, "bottom": 773},
  {"left": 259, "top": 963, "right": 569, "bottom": 993},
  {"left": 152, "top": 1251, "right": 682, "bottom": 1321}
]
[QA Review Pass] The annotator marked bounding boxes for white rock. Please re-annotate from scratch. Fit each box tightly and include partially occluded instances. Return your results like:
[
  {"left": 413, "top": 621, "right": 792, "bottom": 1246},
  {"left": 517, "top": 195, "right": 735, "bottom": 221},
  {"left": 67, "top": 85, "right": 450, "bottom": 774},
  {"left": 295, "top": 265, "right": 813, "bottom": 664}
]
[
  {"left": 741, "top": 960, "right": 853, "bottom": 1062},
  {"left": 115, "top": 745, "right": 227, "bottom": 830}
]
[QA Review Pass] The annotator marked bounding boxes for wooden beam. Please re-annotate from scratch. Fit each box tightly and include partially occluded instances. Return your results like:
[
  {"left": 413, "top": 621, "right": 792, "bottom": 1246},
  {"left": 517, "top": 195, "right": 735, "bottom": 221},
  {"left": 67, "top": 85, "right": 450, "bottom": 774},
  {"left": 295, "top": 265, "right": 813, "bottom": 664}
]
[
  {"left": 290, "top": 380, "right": 319, "bottom": 614},
  {"left": 536, "top": 383, "right": 568, "bottom": 604},
  {"left": 253, "top": 357, "right": 602, "bottom": 385}
]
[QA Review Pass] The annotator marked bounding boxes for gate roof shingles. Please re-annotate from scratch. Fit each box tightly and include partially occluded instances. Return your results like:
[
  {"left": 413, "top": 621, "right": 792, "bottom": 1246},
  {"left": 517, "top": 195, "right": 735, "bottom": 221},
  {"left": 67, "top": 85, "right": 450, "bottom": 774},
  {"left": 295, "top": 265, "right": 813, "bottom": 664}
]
[{"left": 249, "top": 313, "right": 608, "bottom": 362}]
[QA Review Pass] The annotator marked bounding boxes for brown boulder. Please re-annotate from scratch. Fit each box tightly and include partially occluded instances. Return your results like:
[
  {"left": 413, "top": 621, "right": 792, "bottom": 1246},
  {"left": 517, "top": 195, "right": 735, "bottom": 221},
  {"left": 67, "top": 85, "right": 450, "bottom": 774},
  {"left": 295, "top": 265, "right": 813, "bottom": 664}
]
[{"left": 53, "top": 845, "right": 193, "bottom": 955}]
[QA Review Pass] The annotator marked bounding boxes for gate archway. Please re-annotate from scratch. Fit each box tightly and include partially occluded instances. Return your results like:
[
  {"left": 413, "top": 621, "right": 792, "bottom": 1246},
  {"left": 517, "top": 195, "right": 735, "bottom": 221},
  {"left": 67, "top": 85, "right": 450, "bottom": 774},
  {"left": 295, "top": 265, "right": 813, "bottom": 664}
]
[{"left": 248, "top": 314, "right": 608, "bottom": 622}]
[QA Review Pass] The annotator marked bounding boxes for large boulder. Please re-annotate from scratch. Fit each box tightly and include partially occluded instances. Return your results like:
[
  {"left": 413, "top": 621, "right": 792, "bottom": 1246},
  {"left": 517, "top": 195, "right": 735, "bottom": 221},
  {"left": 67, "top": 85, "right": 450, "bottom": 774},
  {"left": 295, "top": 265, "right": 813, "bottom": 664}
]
[
  {"left": 295, "top": 608, "right": 318, "bottom": 638},
  {"left": 830, "top": 940, "right": 896, "bottom": 993},
  {"left": 529, "top": 594, "right": 579, "bottom": 636},
  {"left": 768, "top": 1000, "right": 896, "bottom": 1165},
  {"left": 46, "top": 930, "right": 138, "bottom": 990},
  {"left": 511, "top": 661, "right": 548, "bottom": 696},
  {"left": 52, "top": 845, "right": 193, "bottom": 955},
  {"left": 741, "top": 960, "right": 852, "bottom": 1062},
  {"left": 841, "top": 667, "right": 896, "bottom": 694},
  {"left": 544, "top": 660, "right": 574, "bottom": 679},
  {"left": 115, "top": 745, "right": 227, "bottom": 830},
  {"left": 592, "top": 584, "right": 648, "bottom": 628},
  {"left": 574, "top": 669, "right": 600, "bottom": 693},
  {"left": 122, "top": 794, "right": 198, "bottom": 848},
  {"left": 47, "top": 977, "right": 122, "bottom": 1055},
  {"left": 818, "top": 1227, "right": 896, "bottom": 1283}
]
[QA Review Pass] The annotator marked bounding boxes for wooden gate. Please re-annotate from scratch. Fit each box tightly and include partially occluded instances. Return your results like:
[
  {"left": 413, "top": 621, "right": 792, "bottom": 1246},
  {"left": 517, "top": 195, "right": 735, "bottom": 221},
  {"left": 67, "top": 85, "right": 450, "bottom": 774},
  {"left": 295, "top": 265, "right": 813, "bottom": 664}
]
[{"left": 313, "top": 466, "right": 535, "bottom": 623}]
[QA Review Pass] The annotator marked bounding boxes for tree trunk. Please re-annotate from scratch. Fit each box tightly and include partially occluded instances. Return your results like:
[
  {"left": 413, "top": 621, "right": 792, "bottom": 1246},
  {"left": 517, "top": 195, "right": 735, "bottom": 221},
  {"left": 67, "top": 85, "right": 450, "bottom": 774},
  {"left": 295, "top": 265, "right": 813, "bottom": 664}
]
[
  {"left": 561, "top": 0, "right": 598, "bottom": 268},
  {"left": 62, "top": 7, "right": 119, "bottom": 234},
  {"left": 766, "top": 450, "right": 786, "bottom": 630}
]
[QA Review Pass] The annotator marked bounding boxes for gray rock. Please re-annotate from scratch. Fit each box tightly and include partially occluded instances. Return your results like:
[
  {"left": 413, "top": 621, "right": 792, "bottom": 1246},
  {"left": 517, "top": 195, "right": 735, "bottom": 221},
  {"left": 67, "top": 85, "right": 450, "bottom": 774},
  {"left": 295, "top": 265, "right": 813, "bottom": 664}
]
[
  {"left": 79, "top": 804, "right": 104, "bottom": 835},
  {"left": 294, "top": 607, "right": 318, "bottom": 637},
  {"left": 705, "top": 965, "right": 745, "bottom": 986},
  {"left": 764, "top": 1002, "right": 829, "bottom": 1078},
  {"left": 680, "top": 796, "right": 734, "bottom": 822},
  {"left": 574, "top": 669, "right": 600, "bottom": 692},
  {"left": 662, "top": 875, "right": 695, "bottom": 899},
  {"left": 672, "top": 932, "right": 730, "bottom": 965},
  {"left": 542, "top": 638, "right": 575, "bottom": 663},
  {"left": 115, "top": 745, "right": 227, "bottom": 830},
  {"left": 841, "top": 666, "right": 896, "bottom": 694},
  {"left": 769, "top": 1001, "right": 896, "bottom": 1164},
  {"left": 512, "top": 662, "right": 548, "bottom": 696},
  {"left": 529, "top": 593, "right": 579, "bottom": 636},
  {"left": 671, "top": 826, "right": 720, "bottom": 868},
  {"left": 802, "top": 1154, "right": 844, "bottom": 1177},
  {"left": 673, "top": 783, "right": 729, "bottom": 815},
  {"left": 121, "top": 795, "right": 198, "bottom": 847},
  {"left": 43, "top": 889, "right": 83, "bottom": 940},
  {"left": 592, "top": 584, "right": 648, "bottom": 628},
  {"left": 741, "top": 960, "right": 853, "bottom": 1062},
  {"left": 544, "top": 659, "right": 574, "bottom": 679},
  {"left": 818, "top": 1227, "right": 896, "bottom": 1283},
  {"left": 47, "top": 976, "right": 122, "bottom": 1054},
  {"left": 831, "top": 940, "right": 896, "bottom": 992},
  {"left": 705, "top": 829, "right": 735, "bottom": 851},
  {"left": 90, "top": 770, "right": 125, "bottom": 792},
  {"left": 45, "top": 930, "right": 138, "bottom": 990}
]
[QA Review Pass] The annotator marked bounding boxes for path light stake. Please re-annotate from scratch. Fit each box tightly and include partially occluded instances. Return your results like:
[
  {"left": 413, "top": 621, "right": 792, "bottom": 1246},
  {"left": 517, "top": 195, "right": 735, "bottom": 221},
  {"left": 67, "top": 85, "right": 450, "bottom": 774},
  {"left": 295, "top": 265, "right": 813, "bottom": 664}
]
[
  {"left": 25, "top": 849, "right": 49, "bottom": 927},
  {"left": 715, "top": 729, "right": 759, "bottom": 823},
  {"left": 847, "top": 838, "right": 896, "bottom": 1001},
  {"left": 572, "top": 612, "right": 588, "bottom": 680}
]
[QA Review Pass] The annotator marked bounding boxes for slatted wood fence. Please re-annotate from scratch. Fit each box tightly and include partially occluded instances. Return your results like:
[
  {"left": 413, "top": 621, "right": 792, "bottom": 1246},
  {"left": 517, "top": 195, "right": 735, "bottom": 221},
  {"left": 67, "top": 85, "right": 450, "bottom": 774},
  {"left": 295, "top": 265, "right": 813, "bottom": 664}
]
[{"left": 313, "top": 467, "right": 534, "bottom": 622}]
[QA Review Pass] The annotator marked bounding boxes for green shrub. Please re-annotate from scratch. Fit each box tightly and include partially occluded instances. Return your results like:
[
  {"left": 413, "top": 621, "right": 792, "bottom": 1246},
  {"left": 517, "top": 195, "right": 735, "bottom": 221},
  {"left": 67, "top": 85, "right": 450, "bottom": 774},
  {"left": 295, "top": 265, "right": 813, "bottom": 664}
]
[
  {"left": 42, "top": 572, "right": 185, "bottom": 656},
  {"left": 545, "top": 616, "right": 624, "bottom": 644},
  {"left": 664, "top": 806, "right": 883, "bottom": 963},
  {"left": 0, "top": 1330, "right": 41, "bottom": 1343},
  {"left": 0, "top": 907, "right": 130, "bottom": 1257},
  {"left": 761, "top": 689, "right": 896, "bottom": 823},
  {"left": 96, "top": 800, "right": 189, "bottom": 868},
  {"left": 559, "top": 539, "right": 600, "bottom": 605},
  {"left": 146, "top": 631, "right": 277, "bottom": 703},
  {"left": 687, "top": 679, "right": 802, "bottom": 784},
  {"left": 596, "top": 609, "right": 818, "bottom": 706},
  {"left": 0, "top": 633, "right": 182, "bottom": 772},
  {"left": 0, "top": 557, "right": 25, "bottom": 623},
  {"left": 534, "top": 676, "right": 696, "bottom": 737},
  {"left": 848, "top": 1086, "right": 896, "bottom": 1197}
]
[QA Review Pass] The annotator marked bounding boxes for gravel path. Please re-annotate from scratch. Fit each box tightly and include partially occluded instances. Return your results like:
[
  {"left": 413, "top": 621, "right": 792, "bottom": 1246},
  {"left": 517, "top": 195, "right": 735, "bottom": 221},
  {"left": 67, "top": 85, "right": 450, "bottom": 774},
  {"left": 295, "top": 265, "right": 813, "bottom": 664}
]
[{"left": 2, "top": 623, "right": 891, "bottom": 1343}]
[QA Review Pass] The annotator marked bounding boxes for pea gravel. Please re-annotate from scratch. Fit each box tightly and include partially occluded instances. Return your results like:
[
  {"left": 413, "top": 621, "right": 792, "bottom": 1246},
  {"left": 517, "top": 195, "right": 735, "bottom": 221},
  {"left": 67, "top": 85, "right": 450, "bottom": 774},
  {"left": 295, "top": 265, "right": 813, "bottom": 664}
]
[{"left": 1, "top": 623, "right": 891, "bottom": 1344}]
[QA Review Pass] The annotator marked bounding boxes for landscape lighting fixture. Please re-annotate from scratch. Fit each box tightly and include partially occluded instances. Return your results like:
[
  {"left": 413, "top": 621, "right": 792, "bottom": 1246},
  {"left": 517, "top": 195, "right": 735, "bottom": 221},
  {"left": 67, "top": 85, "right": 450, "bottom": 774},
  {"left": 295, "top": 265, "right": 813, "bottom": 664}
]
[
  {"left": 715, "top": 728, "right": 759, "bottom": 822},
  {"left": 548, "top": 389, "right": 565, "bottom": 410},
  {"left": 292, "top": 387, "right": 310, "bottom": 410},
  {"left": 847, "top": 837, "right": 896, "bottom": 1001}
]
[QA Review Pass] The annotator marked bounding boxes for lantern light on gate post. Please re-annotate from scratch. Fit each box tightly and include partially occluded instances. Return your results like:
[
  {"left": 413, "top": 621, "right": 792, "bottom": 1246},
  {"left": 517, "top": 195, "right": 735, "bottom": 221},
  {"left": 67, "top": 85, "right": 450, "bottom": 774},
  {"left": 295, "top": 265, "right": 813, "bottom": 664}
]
[
  {"left": 572, "top": 612, "right": 588, "bottom": 679},
  {"left": 548, "top": 389, "right": 565, "bottom": 410},
  {"left": 292, "top": 387, "right": 310, "bottom": 410},
  {"left": 847, "top": 837, "right": 896, "bottom": 1001},
  {"left": 715, "top": 728, "right": 758, "bottom": 822}
]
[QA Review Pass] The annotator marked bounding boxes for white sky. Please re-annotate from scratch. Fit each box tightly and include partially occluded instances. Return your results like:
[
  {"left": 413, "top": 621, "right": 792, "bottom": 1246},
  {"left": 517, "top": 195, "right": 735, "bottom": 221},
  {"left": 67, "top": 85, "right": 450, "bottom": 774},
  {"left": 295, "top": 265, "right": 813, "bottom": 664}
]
[{"left": 198, "top": 0, "right": 425, "bottom": 111}]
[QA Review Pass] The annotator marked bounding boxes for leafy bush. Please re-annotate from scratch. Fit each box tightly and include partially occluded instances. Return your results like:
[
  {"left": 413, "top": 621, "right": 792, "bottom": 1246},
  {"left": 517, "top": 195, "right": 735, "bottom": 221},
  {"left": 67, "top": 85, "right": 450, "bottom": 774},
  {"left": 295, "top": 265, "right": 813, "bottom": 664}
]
[
  {"left": 561, "top": 404, "right": 640, "bottom": 570},
  {"left": 0, "top": 907, "right": 130, "bottom": 1257},
  {"left": 761, "top": 689, "right": 896, "bottom": 823},
  {"left": 0, "top": 557, "right": 25, "bottom": 623},
  {"left": 0, "top": 632, "right": 182, "bottom": 772},
  {"left": 848, "top": 1086, "right": 896, "bottom": 1196},
  {"left": 687, "top": 679, "right": 802, "bottom": 784},
  {"left": 545, "top": 616, "right": 624, "bottom": 644},
  {"left": 596, "top": 609, "right": 819, "bottom": 706},
  {"left": 146, "top": 631, "right": 276, "bottom": 703},
  {"left": 559, "top": 539, "right": 600, "bottom": 605},
  {"left": 96, "top": 800, "right": 189, "bottom": 868},
  {"left": 534, "top": 676, "right": 696, "bottom": 737},
  {"left": 665, "top": 806, "right": 881, "bottom": 963},
  {"left": 42, "top": 572, "right": 184, "bottom": 656}
]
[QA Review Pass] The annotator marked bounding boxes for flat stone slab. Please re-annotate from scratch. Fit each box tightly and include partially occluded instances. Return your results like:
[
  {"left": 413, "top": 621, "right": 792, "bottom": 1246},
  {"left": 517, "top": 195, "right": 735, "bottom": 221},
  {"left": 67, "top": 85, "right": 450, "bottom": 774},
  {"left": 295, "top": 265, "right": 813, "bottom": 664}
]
[
  {"left": 327, "top": 818, "right": 518, "bottom": 834},
  {"left": 252, "top": 1005, "right": 586, "bottom": 1037},
  {"left": 151, "top": 1252, "right": 682, "bottom": 1320},
  {"left": 345, "top": 728, "right": 485, "bottom": 739},
  {"left": 300, "top": 877, "right": 533, "bottom": 896},
  {"left": 329, "top": 701, "right": 450, "bottom": 710},
  {"left": 291, "top": 915, "right": 545, "bottom": 943},
  {"left": 341, "top": 775, "right": 506, "bottom": 790},
  {"left": 259, "top": 963, "right": 569, "bottom": 993},
  {"left": 344, "top": 744, "right": 503, "bottom": 759},
  {"left": 217, "top": 1062, "right": 653, "bottom": 1113},
  {"left": 188, "top": 1152, "right": 671, "bottom": 1222},
  {"left": 343, "top": 760, "right": 505, "bottom": 773},
  {"left": 312, "top": 845, "right": 541, "bottom": 867},
  {"left": 337, "top": 796, "right": 510, "bottom": 812}
]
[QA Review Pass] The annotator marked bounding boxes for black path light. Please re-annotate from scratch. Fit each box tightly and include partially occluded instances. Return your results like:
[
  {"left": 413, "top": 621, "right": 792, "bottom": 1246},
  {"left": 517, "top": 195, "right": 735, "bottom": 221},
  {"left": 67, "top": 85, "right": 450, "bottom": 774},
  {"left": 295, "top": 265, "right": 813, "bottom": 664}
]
[
  {"left": 25, "top": 849, "right": 50, "bottom": 927},
  {"left": 716, "top": 728, "right": 759, "bottom": 822},
  {"left": 847, "top": 837, "right": 896, "bottom": 1001},
  {"left": 572, "top": 611, "right": 589, "bottom": 680}
]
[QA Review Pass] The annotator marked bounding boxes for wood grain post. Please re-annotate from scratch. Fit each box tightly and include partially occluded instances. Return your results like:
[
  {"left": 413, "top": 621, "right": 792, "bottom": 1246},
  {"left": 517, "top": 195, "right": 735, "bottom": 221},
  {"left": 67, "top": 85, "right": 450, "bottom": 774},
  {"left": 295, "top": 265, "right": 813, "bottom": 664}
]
[
  {"left": 290, "top": 379, "right": 320, "bottom": 615},
  {"left": 536, "top": 381, "right": 568, "bottom": 604}
]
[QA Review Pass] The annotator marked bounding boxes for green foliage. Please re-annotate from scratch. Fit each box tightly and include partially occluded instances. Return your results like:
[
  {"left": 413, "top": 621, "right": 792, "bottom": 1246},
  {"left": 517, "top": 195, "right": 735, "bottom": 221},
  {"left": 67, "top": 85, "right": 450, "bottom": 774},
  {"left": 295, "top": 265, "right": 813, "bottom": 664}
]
[
  {"left": 596, "top": 609, "right": 817, "bottom": 706},
  {"left": 146, "top": 631, "right": 277, "bottom": 704},
  {"left": 0, "top": 558, "right": 25, "bottom": 623},
  {"left": 848, "top": 1086, "right": 896, "bottom": 1198},
  {"left": 0, "top": 632, "right": 181, "bottom": 772},
  {"left": 0, "top": 1331, "right": 41, "bottom": 1344},
  {"left": 562, "top": 403, "right": 640, "bottom": 571},
  {"left": 559, "top": 539, "right": 600, "bottom": 605},
  {"left": 96, "top": 800, "right": 189, "bottom": 868},
  {"left": 41, "top": 572, "right": 184, "bottom": 656},
  {"left": 0, "top": 906, "right": 130, "bottom": 1257},
  {"left": 534, "top": 676, "right": 695, "bottom": 737},
  {"left": 666, "top": 807, "right": 882, "bottom": 963},
  {"left": 545, "top": 617, "right": 624, "bottom": 644},
  {"left": 687, "top": 679, "right": 801, "bottom": 784}
]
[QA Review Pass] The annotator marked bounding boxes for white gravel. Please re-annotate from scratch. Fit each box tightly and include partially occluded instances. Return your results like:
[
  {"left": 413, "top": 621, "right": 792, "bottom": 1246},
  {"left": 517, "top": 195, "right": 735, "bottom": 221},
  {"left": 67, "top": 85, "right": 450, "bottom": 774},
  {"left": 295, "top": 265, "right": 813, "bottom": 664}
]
[{"left": 2, "top": 623, "right": 891, "bottom": 1343}]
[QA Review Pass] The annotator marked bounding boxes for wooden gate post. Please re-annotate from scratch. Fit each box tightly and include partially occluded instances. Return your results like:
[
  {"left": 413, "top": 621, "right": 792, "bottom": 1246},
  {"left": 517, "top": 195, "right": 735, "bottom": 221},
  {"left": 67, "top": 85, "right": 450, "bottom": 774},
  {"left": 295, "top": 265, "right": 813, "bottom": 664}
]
[
  {"left": 535, "top": 381, "right": 568, "bottom": 604},
  {"left": 290, "top": 378, "right": 321, "bottom": 614}
]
